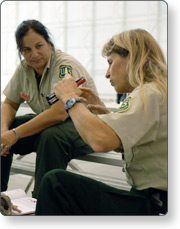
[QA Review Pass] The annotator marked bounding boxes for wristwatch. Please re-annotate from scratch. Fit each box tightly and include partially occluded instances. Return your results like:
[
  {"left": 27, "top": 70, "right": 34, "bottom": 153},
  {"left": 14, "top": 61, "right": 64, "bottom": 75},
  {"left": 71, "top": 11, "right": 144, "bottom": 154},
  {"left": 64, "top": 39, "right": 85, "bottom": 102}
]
[{"left": 65, "top": 98, "right": 82, "bottom": 112}]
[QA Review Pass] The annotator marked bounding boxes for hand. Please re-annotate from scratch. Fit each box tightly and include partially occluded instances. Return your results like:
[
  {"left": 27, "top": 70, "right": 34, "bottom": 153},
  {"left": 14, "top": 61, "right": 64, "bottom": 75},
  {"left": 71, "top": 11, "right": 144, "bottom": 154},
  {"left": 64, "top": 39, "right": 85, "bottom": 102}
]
[
  {"left": 1, "top": 130, "right": 18, "bottom": 157},
  {"left": 86, "top": 104, "right": 111, "bottom": 114},
  {"left": 54, "top": 75, "right": 81, "bottom": 103},
  {"left": 12, "top": 204, "right": 22, "bottom": 213},
  {"left": 1, "top": 143, "right": 10, "bottom": 157},
  {"left": 79, "top": 88, "right": 110, "bottom": 114},
  {"left": 79, "top": 87, "right": 102, "bottom": 105}
]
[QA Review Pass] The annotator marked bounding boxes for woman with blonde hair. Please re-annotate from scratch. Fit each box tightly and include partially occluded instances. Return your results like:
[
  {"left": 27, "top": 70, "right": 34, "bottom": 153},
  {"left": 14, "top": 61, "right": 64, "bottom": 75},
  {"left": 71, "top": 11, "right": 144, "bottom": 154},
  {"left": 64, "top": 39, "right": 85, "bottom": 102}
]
[
  {"left": 35, "top": 29, "right": 167, "bottom": 215},
  {"left": 102, "top": 29, "right": 167, "bottom": 102}
]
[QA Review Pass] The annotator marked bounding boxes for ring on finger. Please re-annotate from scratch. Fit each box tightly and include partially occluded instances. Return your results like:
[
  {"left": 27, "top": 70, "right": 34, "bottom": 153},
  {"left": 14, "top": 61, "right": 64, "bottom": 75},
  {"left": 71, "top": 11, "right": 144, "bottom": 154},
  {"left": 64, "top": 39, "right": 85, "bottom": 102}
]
[{"left": 5, "top": 145, "right": 9, "bottom": 151}]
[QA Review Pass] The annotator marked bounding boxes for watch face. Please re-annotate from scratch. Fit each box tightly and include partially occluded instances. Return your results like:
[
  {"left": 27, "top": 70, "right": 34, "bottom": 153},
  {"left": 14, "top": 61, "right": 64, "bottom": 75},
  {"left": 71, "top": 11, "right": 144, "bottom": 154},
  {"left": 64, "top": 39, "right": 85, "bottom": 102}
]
[
  {"left": 67, "top": 99, "right": 75, "bottom": 107},
  {"left": 65, "top": 98, "right": 81, "bottom": 112},
  {"left": 65, "top": 98, "right": 75, "bottom": 111}
]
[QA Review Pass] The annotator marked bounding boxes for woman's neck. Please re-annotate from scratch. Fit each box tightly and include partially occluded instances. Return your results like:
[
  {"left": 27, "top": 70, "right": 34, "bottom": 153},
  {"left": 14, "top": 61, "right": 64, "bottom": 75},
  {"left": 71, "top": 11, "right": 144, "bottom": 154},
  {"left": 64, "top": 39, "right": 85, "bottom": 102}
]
[{"left": 34, "top": 68, "right": 44, "bottom": 76}]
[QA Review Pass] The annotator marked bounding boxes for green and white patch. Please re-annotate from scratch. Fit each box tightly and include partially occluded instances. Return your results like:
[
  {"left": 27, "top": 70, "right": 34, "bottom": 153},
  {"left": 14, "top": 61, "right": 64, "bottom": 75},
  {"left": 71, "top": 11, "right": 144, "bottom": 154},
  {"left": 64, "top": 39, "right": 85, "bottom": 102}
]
[
  {"left": 59, "top": 65, "right": 73, "bottom": 79},
  {"left": 115, "top": 96, "right": 133, "bottom": 113}
]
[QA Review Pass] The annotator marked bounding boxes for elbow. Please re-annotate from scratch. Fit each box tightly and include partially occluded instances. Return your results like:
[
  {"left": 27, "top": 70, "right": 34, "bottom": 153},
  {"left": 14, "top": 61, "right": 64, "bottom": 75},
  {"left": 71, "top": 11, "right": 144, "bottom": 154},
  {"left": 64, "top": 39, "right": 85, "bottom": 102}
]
[
  {"left": 91, "top": 144, "right": 110, "bottom": 153},
  {"left": 54, "top": 112, "right": 69, "bottom": 123},
  {"left": 50, "top": 100, "right": 69, "bottom": 123},
  {"left": 89, "top": 138, "right": 113, "bottom": 153},
  {"left": 61, "top": 113, "right": 69, "bottom": 122},
  {"left": 87, "top": 134, "right": 121, "bottom": 153}
]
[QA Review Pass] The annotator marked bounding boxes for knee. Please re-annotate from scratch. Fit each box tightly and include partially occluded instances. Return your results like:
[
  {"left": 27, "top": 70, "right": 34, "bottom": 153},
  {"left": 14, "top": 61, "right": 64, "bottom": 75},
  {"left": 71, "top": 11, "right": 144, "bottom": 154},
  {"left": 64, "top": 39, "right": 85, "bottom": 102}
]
[
  {"left": 36, "top": 127, "right": 70, "bottom": 152},
  {"left": 45, "top": 169, "right": 75, "bottom": 182},
  {"left": 36, "top": 128, "right": 59, "bottom": 149},
  {"left": 38, "top": 127, "right": 67, "bottom": 143},
  {"left": 35, "top": 127, "right": 71, "bottom": 163},
  {"left": 10, "top": 114, "right": 36, "bottom": 129},
  {"left": 44, "top": 169, "right": 65, "bottom": 178},
  {"left": 42, "top": 169, "right": 68, "bottom": 186},
  {"left": 39, "top": 127, "right": 55, "bottom": 140}
]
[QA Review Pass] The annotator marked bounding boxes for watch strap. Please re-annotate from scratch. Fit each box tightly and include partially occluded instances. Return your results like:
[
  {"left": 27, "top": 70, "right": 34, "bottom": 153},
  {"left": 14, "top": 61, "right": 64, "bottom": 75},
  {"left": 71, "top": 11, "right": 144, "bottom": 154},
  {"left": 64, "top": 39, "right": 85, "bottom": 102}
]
[{"left": 65, "top": 98, "right": 82, "bottom": 112}]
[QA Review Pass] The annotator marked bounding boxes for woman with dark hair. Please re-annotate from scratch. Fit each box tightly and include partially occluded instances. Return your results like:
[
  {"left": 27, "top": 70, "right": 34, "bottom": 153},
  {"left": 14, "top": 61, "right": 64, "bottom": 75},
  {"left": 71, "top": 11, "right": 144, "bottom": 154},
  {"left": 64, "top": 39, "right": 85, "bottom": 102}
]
[
  {"left": 35, "top": 29, "right": 167, "bottom": 215},
  {"left": 1, "top": 19, "right": 98, "bottom": 198},
  {"left": 15, "top": 19, "right": 55, "bottom": 61}
]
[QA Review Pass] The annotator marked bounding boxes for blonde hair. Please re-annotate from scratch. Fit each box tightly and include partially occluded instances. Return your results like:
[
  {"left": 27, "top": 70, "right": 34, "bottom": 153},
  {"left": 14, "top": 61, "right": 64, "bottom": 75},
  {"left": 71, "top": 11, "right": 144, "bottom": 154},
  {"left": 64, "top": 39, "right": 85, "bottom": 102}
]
[{"left": 102, "top": 29, "right": 167, "bottom": 104}]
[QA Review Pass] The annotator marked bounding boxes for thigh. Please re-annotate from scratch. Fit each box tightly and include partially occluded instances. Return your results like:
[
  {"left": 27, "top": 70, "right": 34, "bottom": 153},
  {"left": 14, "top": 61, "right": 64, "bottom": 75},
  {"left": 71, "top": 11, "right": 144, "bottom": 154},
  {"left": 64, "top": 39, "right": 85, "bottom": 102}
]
[
  {"left": 35, "top": 118, "right": 94, "bottom": 161},
  {"left": 57, "top": 119, "right": 94, "bottom": 158},
  {"left": 36, "top": 169, "right": 102, "bottom": 215},
  {"left": 36, "top": 170, "right": 152, "bottom": 215},
  {"left": 98, "top": 186, "right": 152, "bottom": 215}
]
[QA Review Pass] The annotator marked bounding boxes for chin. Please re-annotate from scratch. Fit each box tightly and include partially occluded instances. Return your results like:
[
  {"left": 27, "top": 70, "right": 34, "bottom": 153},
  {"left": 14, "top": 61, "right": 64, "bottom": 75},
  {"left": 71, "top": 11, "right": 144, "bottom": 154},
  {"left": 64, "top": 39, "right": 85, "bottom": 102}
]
[
  {"left": 116, "top": 86, "right": 129, "bottom": 94},
  {"left": 114, "top": 86, "right": 119, "bottom": 93},
  {"left": 115, "top": 88, "right": 123, "bottom": 94}
]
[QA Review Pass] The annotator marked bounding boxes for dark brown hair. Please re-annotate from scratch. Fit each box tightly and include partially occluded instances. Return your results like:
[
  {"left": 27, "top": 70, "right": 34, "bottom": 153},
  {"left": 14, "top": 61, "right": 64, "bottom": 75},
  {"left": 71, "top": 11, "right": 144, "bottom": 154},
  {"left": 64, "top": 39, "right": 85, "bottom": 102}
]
[{"left": 15, "top": 19, "right": 54, "bottom": 60}]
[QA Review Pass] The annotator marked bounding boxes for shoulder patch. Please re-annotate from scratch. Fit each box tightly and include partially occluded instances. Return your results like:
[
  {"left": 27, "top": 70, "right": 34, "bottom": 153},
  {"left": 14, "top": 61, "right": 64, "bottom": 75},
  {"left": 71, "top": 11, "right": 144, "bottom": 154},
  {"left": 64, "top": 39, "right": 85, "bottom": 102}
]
[
  {"left": 59, "top": 65, "right": 73, "bottom": 79},
  {"left": 115, "top": 96, "right": 133, "bottom": 113}
]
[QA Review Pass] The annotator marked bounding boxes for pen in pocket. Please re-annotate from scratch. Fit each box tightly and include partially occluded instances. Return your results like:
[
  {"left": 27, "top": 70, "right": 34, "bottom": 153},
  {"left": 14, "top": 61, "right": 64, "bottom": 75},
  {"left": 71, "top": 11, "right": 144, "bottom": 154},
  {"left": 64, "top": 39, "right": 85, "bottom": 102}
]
[{"left": 46, "top": 77, "right": 86, "bottom": 105}]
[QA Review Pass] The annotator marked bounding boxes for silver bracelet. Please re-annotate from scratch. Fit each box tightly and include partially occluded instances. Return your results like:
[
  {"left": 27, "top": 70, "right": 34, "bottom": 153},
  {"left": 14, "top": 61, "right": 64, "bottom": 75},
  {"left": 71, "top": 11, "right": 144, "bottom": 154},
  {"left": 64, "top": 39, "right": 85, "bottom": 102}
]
[{"left": 12, "top": 128, "right": 20, "bottom": 140}]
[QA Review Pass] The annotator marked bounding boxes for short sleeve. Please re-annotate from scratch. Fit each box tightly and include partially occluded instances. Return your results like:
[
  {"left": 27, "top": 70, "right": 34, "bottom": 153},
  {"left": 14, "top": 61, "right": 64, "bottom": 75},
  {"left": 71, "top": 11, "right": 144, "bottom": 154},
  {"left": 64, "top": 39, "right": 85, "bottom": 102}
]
[
  {"left": 98, "top": 85, "right": 161, "bottom": 152},
  {"left": 3, "top": 64, "right": 24, "bottom": 103}
]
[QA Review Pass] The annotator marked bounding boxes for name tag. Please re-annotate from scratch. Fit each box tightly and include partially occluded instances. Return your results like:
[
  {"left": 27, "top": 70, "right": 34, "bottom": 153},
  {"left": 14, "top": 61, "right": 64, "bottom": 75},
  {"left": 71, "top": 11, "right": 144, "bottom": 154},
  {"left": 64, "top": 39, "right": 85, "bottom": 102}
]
[{"left": 20, "top": 92, "right": 29, "bottom": 101}]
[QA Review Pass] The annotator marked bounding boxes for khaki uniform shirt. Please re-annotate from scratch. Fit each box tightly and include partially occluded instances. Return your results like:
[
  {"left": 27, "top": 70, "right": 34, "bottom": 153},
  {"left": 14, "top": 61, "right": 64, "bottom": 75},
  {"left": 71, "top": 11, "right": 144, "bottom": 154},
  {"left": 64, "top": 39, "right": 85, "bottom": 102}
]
[
  {"left": 3, "top": 49, "right": 98, "bottom": 114},
  {"left": 99, "top": 83, "right": 167, "bottom": 191}
]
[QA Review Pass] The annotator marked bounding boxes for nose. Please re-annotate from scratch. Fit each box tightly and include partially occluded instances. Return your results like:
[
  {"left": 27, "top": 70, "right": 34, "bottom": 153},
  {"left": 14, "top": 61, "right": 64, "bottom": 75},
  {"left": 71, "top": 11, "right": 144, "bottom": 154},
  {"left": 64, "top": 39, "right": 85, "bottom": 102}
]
[
  {"left": 31, "top": 48, "right": 39, "bottom": 58},
  {"left": 105, "top": 68, "right": 110, "bottom": 79}
]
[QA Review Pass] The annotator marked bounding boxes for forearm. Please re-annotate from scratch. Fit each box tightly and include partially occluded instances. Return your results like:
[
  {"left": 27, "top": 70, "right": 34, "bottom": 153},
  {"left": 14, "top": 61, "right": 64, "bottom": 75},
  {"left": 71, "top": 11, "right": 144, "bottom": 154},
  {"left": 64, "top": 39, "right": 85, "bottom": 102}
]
[
  {"left": 13, "top": 101, "right": 68, "bottom": 139},
  {"left": 68, "top": 103, "right": 121, "bottom": 152},
  {"left": 53, "top": 75, "right": 121, "bottom": 152}
]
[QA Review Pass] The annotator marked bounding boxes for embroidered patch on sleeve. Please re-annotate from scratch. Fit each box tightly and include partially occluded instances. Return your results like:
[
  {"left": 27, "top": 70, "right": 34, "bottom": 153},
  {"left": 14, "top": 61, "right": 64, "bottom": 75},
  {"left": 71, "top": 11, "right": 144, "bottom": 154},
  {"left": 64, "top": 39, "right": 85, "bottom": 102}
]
[
  {"left": 115, "top": 96, "right": 133, "bottom": 113},
  {"left": 59, "top": 65, "right": 73, "bottom": 79}
]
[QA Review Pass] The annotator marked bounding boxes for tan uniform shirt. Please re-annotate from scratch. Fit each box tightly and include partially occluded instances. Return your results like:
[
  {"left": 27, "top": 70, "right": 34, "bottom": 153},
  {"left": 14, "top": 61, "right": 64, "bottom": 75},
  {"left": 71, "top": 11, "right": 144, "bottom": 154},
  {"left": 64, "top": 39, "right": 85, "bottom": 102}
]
[
  {"left": 99, "top": 83, "right": 167, "bottom": 191},
  {"left": 3, "top": 49, "right": 98, "bottom": 114}
]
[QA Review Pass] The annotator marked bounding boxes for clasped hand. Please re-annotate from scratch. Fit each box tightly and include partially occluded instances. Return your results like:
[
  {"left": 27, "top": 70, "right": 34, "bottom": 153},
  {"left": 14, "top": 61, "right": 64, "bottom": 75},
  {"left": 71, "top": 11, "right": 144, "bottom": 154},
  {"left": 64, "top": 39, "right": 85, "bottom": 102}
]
[{"left": 1, "top": 130, "right": 18, "bottom": 157}]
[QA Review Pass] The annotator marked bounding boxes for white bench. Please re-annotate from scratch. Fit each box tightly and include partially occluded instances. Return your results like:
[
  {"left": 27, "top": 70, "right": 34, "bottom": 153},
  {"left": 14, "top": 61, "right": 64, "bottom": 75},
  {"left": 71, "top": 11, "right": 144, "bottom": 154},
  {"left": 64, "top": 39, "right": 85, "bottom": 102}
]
[
  {"left": 67, "top": 151, "right": 130, "bottom": 191},
  {"left": 11, "top": 151, "right": 131, "bottom": 192}
]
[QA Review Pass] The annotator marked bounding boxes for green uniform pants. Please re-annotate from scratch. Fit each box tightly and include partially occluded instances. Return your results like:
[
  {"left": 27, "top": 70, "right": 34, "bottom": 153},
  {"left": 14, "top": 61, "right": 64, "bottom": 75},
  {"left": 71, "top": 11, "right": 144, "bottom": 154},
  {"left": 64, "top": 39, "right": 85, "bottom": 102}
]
[
  {"left": 1, "top": 114, "right": 94, "bottom": 198},
  {"left": 35, "top": 169, "right": 164, "bottom": 215}
]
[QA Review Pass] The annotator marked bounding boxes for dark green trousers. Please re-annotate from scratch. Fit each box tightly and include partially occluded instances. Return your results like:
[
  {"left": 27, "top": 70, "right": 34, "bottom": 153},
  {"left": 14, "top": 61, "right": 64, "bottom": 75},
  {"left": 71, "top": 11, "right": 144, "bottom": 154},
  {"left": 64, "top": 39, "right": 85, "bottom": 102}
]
[
  {"left": 1, "top": 114, "right": 94, "bottom": 198},
  {"left": 35, "top": 169, "right": 159, "bottom": 215}
]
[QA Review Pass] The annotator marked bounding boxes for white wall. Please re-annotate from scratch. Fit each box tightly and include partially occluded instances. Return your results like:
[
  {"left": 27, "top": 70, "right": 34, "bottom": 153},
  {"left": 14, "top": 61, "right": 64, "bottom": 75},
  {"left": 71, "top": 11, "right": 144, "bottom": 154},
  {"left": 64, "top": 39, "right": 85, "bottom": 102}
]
[{"left": 1, "top": 1, "right": 167, "bottom": 103}]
